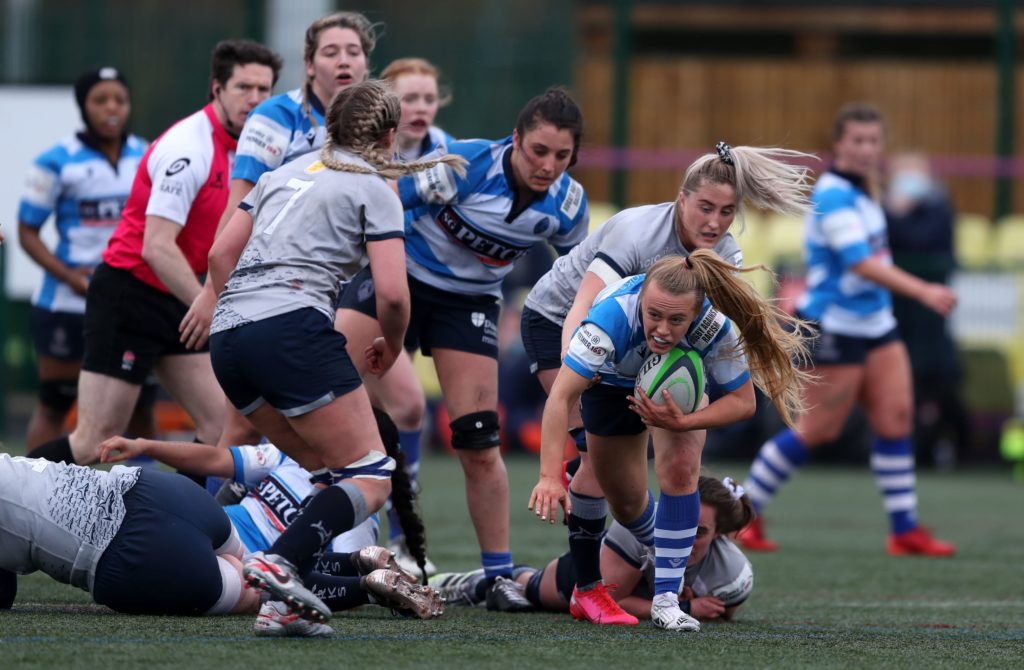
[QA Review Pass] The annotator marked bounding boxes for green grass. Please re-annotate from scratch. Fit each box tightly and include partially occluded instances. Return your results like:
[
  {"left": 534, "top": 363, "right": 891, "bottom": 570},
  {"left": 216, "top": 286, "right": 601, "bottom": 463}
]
[{"left": 2, "top": 451, "right": 1023, "bottom": 669}]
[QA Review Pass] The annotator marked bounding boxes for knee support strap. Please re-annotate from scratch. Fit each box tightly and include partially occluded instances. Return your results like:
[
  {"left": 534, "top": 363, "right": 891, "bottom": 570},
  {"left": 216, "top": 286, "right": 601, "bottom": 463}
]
[
  {"left": 450, "top": 411, "right": 501, "bottom": 450},
  {"left": 38, "top": 379, "right": 78, "bottom": 413},
  {"left": 328, "top": 451, "right": 396, "bottom": 482}
]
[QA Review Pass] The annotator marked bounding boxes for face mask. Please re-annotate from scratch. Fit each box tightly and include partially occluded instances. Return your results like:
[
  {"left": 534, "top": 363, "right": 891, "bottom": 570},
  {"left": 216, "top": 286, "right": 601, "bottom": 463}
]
[{"left": 891, "top": 171, "right": 932, "bottom": 201}]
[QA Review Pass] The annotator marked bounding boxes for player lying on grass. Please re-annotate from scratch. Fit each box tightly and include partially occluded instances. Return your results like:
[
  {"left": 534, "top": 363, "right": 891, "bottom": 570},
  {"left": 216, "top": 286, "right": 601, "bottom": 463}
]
[
  {"left": 97, "top": 407, "right": 443, "bottom": 636},
  {"left": 435, "top": 474, "right": 753, "bottom": 621}
]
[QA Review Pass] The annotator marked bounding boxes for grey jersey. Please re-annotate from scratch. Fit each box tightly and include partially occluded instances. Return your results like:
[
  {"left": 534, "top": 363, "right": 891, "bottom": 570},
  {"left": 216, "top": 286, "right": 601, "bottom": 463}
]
[
  {"left": 211, "top": 148, "right": 405, "bottom": 334},
  {"left": 524, "top": 202, "right": 743, "bottom": 325},
  {"left": 0, "top": 454, "right": 140, "bottom": 593},
  {"left": 603, "top": 517, "right": 754, "bottom": 606}
]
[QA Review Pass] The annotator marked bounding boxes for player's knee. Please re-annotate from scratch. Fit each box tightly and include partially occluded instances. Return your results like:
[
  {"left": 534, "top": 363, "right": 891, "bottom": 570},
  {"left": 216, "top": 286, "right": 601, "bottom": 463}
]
[
  {"left": 38, "top": 379, "right": 77, "bottom": 414},
  {"left": 450, "top": 411, "right": 501, "bottom": 453},
  {"left": 390, "top": 392, "right": 426, "bottom": 430}
]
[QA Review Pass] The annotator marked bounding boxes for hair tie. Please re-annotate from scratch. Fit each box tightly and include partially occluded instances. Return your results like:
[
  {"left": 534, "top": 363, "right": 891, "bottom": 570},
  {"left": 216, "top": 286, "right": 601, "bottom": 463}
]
[
  {"left": 722, "top": 476, "right": 745, "bottom": 501},
  {"left": 684, "top": 255, "right": 693, "bottom": 269},
  {"left": 715, "top": 141, "right": 734, "bottom": 166}
]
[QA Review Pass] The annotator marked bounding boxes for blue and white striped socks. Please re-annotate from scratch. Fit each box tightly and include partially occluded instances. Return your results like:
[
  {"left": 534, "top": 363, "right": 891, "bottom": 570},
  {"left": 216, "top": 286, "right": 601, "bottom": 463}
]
[
  {"left": 744, "top": 428, "right": 809, "bottom": 513},
  {"left": 653, "top": 490, "right": 700, "bottom": 597},
  {"left": 871, "top": 437, "right": 918, "bottom": 534}
]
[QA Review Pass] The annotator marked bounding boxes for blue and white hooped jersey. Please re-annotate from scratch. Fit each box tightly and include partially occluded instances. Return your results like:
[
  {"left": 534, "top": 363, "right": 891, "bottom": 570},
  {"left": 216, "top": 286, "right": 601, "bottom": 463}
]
[
  {"left": 797, "top": 169, "right": 895, "bottom": 337},
  {"left": 233, "top": 88, "right": 327, "bottom": 185},
  {"left": 397, "top": 125, "right": 454, "bottom": 162},
  {"left": 223, "top": 444, "right": 379, "bottom": 557},
  {"left": 17, "top": 132, "right": 147, "bottom": 313},
  {"left": 563, "top": 275, "right": 750, "bottom": 391},
  {"left": 396, "top": 136, "right": 589, "bottom": 297}
]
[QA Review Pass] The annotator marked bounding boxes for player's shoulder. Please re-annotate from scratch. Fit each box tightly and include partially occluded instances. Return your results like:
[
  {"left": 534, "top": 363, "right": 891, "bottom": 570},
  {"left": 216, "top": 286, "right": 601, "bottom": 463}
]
[
  {"left": 250, "top": 89, "right": 306, "bottom": 124},
  {"left": 33, "top": 135, "right": 77, "bottom": 168},
  {"left": 551, "top": 172, "right": 587, "bottom": 223},
  {"left": 812, "top": 171, "right": 858, "bottom": 214}
]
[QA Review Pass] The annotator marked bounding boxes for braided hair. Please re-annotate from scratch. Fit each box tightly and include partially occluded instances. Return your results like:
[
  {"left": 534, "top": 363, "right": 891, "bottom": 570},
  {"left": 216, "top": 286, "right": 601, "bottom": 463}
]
[
  {"left": 372, "top": 407, "right": 430, "bottom": 584},
  {"left": 319, "top": 80, "right": 466, "bottom": 180}
]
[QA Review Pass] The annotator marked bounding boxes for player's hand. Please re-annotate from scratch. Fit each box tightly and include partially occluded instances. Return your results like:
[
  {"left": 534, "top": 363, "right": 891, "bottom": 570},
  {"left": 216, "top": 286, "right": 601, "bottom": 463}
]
[
  {"left": 687, "top": 595, "right": 726, "bottom": 620},
  {"left": 920, "top": 283, "right": 957, "bottom": 317},
  {"left": 528, "top": 475, "right": 571, "bottom": 525},
  {"left": 628, "top": 387, "right": 688, "bottom": 432},
  {"left": 364, "top": 337, "right": 398, "bottom": 376},
  {"left": 99, "top": 436, "right": 145, "bottom": 463},
  {"left": 180, "top": 284, "right": 216, "bottom": 350},
  {"left": 68, "top": 266, "right": 92, "bottom": 296}
]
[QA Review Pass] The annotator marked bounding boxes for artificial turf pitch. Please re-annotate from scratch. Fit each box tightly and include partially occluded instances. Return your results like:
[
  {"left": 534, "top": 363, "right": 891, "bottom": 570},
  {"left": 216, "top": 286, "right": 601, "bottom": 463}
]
[{"left": 1, "top": 450, "right": 1022, "bottom": 669}]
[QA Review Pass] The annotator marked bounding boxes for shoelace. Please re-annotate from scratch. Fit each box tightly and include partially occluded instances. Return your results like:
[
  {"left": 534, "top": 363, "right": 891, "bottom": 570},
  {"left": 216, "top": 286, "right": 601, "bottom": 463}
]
[
  {"left": 496, "top": 578, "right": 530, "bottom": 605},
  {"left": 589, "top": 584, "right": 625, "bottom": 616}
]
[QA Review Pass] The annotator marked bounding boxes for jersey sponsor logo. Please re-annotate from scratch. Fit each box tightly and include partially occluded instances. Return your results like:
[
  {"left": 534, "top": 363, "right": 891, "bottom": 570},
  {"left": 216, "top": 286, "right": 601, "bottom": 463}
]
[
  {"left": 165, "top": 157, "right": 191, "bottom": 176},
  {"left": 434, "top": 206, "right": 530, "bottom": 266},
  {"left": 78, "top": 197, "right": 126, "bottom": 224},
  {"left": 239, "top": 117, "right": 288, "bottom": 165},
  {"left": 159, "top": 181, "right": 184, "bottom": 197},
  {"left": 576, "top": 324, "right": 607, "bottom": 357},
  {"left": 254, "top": 475, "right": 304, "bottom": 527},
  {"left": 533, "top": 218, "right": 551, "bottom": 235},
  {"left": 688, "top": 307, "right": 724, "bottom": 351},
  {"left": 23, "top": 164, "right": 58, "bottom": 206},
  {"left": 560, "top": 179, "right": 583, "bottom": 220},
  {"left": 305, "top": 161, "right": 326, "bottom": 174},
  {"left": 207, "top": 170, "right": 224, "bottom": 189}
]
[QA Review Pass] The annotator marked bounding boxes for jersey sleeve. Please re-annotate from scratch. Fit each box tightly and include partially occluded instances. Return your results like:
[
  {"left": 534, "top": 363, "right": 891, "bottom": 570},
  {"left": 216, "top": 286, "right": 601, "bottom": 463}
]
[
  {"left": 716, "top": 232, "right": 744, "bottom": 268},
  {"left": 17, "top": 147, "right": 64, "bottom": 227},
  {"left": 701, "top": 319, "right": 750, "bottom": 392},
  {"left": 550, "top": 179, "right": 589, "bottom": 255},
  {"left": 359, "top": 180, "right": 405, "bottom": 242},
  {"left": 396, "top": 140, "right": 489, "bottom": 209},
  {"left": 144, "top": 138, "right": 209, "bottom": 226},
  {"left": 816, "top": 187, "right": 871, "bottom": 267},
  {"left": 229, "top": 444, "right": 286, "bottom": 487},
  {"left": 233, "top": 104, "right": 294, "bottom": 184},
  {"left": 564, "top": 321, "right": 617, "bottom": 380}
]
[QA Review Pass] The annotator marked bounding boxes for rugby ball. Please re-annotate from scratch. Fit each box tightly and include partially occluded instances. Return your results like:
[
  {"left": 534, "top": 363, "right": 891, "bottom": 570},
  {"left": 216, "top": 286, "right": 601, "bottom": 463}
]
[{"left": 635, "top": 347, "right": 704, "bottom": 413}]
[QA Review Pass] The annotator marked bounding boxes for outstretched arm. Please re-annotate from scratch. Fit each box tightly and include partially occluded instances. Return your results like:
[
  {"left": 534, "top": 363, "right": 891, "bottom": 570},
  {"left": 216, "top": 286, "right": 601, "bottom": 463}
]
[{"left": 99, "top": 436, "right": 234, "bottom": 478}]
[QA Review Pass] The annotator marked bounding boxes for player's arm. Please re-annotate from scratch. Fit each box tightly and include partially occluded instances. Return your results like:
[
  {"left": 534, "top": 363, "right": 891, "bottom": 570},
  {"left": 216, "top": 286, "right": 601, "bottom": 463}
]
[
  {"left": 630, "top": 378, "right": 756, "bottom": 433},
  {"left": 850, "top": 257, "right": 956, "bottom": 316},
  {"left": 207, "top": 208, "right": 255, "bottom": 297},
  {"left": 364, "top": 237, "right": 410, "bottom": 376},
  {"left": 180, "top": 179, "right": 257, "bottom": 349},
  {"left": 98, "top": 435, "right": 233, "bottom": 477},
  {"left": 141, "top": 215, "right": 205, "bottom": 305},
  {"left": 530, "top": 365, "right": 591, "bottom": 523},
  {"left": 17, "top": 221, "right": 91, "bottom": 296},
  {"left": 560, "top": 271, "right": 608, "bottom": 355}
]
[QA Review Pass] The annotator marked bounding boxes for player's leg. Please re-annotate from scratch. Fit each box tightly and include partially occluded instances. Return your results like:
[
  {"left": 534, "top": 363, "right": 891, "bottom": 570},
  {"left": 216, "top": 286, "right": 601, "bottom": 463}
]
[
  {"left": 154, "top": 353, "right": 226, "bottom": 447},
  {"left": 862, "top": 337, "right": 954, "bottom": 556},
  {"left": 647, "top": 425, "right": 707, "bottom": 632},
  {"left": 26, "top": 355, "right": 80, "bottom": 450},
  {"left": 740, "top": 331, "right": 865, "bottom": 551}
]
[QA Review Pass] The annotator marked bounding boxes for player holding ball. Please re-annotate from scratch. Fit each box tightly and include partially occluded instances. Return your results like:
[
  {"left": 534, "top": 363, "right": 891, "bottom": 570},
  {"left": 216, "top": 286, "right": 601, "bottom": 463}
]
[{"left": 529, "top": 251, "right": 814, "bottom": 631}]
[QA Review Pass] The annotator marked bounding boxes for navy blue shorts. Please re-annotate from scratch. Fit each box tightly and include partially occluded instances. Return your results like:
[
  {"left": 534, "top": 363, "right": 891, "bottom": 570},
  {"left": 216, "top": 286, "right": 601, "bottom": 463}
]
[
  {"left": 30, "top": 307, "right": 85, "bottom": 361},
  {"left": 210, "top": 307, "right": 362, "bottom": 417},
  {"left": 800, "top": 317, "right": 901, "bottom": 366},
  {"left": 336, "top": 266, "right": 501, "bottom": 359},
  {"left": 580, "top": 383, "right": 647, "bottom": 436},
  {"left": 520, "top": 306, "right": 564, "bottom": 374},
  {"left": 92, "top": 469, "right": 232, "bottom": 615},
  {"left": 82, "top": 263, "right": 207, "bottom": 384}
]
